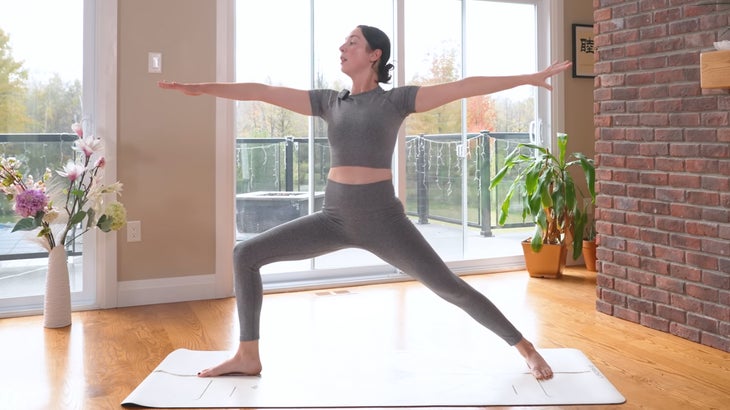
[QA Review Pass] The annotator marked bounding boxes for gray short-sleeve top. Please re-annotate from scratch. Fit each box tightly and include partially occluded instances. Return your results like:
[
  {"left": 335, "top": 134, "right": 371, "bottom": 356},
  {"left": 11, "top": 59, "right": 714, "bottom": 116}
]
[{"left": 309, "top": 85, "right": 420, "bottom": 168}]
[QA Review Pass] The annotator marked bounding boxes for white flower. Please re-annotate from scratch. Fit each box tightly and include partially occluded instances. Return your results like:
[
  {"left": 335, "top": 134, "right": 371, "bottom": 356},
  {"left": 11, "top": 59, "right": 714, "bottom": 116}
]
[
  {"left": 57, "top": 161, "right": 86, "bottom": 182},
  {"left": 73, "top": 134, "right": 103, "bottom": 158}
]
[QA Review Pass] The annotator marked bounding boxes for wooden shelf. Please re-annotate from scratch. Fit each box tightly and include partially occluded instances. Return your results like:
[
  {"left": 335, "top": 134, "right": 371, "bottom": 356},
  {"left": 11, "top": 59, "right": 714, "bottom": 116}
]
[{"left": 700, "top": 49, "right": 730, "bottom": 89}]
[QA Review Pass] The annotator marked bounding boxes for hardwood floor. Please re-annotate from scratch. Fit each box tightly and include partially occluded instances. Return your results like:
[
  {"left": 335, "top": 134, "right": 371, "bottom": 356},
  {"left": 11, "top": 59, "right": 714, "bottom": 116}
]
[{"left": 0, "top": 267, "right": 728, "bottom": 409}]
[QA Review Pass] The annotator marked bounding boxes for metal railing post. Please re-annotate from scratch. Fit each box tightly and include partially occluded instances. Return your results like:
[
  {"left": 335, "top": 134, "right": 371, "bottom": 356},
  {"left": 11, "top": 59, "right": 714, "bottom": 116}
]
[
  {"left": 479, "top": 131, "right": 493, "bottom": 237},
  {"left": 285, "top": 137, "right": 294, "bottom": 192},
  {"left": 416, "top": 135, "right": 429, "bottom": 224}
]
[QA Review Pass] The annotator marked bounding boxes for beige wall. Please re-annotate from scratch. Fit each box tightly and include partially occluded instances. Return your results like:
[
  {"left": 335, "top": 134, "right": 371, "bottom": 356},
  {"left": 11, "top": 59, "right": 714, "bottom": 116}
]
[
  {"left": 118, "top": 0, "right": 217, "bottom": 281},
  {"left": 563, "top": 0, "right": 595, "bottom": 161}
]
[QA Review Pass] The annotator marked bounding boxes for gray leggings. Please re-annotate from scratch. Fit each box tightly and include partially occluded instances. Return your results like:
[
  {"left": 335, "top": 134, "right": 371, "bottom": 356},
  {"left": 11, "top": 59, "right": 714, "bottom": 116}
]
[{"left": 233, "top": 179, "right": 523, "bottom": 345}]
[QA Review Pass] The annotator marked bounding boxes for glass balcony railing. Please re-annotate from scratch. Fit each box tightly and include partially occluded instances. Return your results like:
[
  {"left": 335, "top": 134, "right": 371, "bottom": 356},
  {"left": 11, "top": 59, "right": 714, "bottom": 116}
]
[
  {"left": 234, "top": 131, "right": 532, "bottom": 237},
  {"left": 0, "top": 133, "right": 82, "bottom": 261},
  {"left": 0, "top": 132, "right": 532, "bottom": 260}
]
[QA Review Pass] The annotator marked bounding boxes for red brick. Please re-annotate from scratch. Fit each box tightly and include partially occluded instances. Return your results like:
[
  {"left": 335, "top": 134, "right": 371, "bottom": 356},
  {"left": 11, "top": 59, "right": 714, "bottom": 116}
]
[
  {"left": 702, "top": 208, "right": 730, "bottom": 224},
  {"left": 670, "top": 322, "right": 701, "bottom": 342},
  {"left": 596, "top": 299, "right": 614, "bottom": 315},
  {"left": 670, "top": 203, "right": 702, "bottom": 219},
  {"left": 703, "top": 302, "right": 730, "bottom": 322},
  {"left": 656, "top": 217, "right": 685, "bottom": 233},
  {"left": 614, "top": 224, "right": 640, "bottom": 240},
  {"left": 627, "top": 240, "right": 653, "bottom": 256},
  {"left": 654, "top": 99, "right": 681, "bottom": 112},
  {"left": 625, "top": 127, "right": 654, "bottom": 141},
  {"left": 656, "top": 187, "right": 685, "bottom": 202},
  {"left": 686, "top": 283, "right": 719, "bottom": 303},
  {"left": 687, "top": 251, "right": 718, "bottom": 270},
  {"left": 629, "top": 296, "right": 655, "bottom": 313},
  {"left": 684, "top": 128, "right": 717, "bottom": 143},
  {"left": 615, "top": 251, "right": 641, "bottom": 268},
  {"left": 613, "top": 169, "right": 640, "bottom": 184},
  {"left": 702, "top": 111, "right": 729, "bottom": 127},
  {"left": 642, "top": 258, "right": 670, "bottom": 276},
  {"left": 626, "top": 212, "right": 655, "bottom": 227},
  {"left": 670, "top": 264, "right": 702, "bottom": 282},
  {"left": 601, "top": 288, "right": 627, "bottom": 306},
  {"left": 655, "top": 245, "right": 686, "bottom": 263},
  {"left": 687, "top": 190, "right": 720, "bottom": 206},
  {"left": 684, "top": 158, "right": 720, "bottom": 176},
  {"left": 701, "top": 175, "right": 730, "bottom": 191},
  {"left": 671, "top": 293, "right": 702, "bottom": 314},
  {"left": 702, "top": 271, "right": 730, "bottom": 289},
  {"left": 615, "top": 306, "right": 641, "bottom": 323},
  {"left": 640, "top": 229, "right": 669, "bottom": 246},
  {"left": 626, "top": 184, "right": 654, "bottom": 198},
  {"left": 657, "top": 303, "right": 687, "bottom": 323},
  {"left": 700, "top": 144, "right": 730, "bottom": 158},
  {"left": 656, "top": 275, "right": 685, "bottom": 293},
  {"left": 639, "top": 84, "right": 669, "bottom": 99},
  {"left": 687, "top": 313, "right": 718, "bottom": 333},
  {"left": 668, "top": 112, "right": 701, "bottom": 127},
  {"left": 701, "top": 238, "right": 730, "bottom": 257},
  {"left": 616, "top": 277, "right": 641, "bottom": 296},
  {"left": 671, "top": 234, "right": 702, "bottom": 251},
  {"left": 669, "top": 174, "right": 701, "bottom": 188},
  {"left": 639, "top": 200, "right": 670, "bottom": 215},
  {"left": 640, "top": 314, "right": 670, "bottom": 332},
  {"left": 613, "top": 114, "right": 639, "bottom": 126},
  {"left": 701, "top": 333, "right": 730, "bottom": 352},
  {"left": 685, "top": 221, "right": 719, "bottom": 237},
  {"left": 627, "top": 268, "right": 656, "bottom": 285},
  {"left": 669, "top": 143, "right": 699, "bottom": 157}
]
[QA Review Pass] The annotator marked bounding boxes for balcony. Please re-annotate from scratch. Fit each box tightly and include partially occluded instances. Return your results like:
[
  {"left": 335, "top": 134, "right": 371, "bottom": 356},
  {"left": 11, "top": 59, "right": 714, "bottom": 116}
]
[{"left": 1, "top": 132, "right": 533, "bottom": 298}]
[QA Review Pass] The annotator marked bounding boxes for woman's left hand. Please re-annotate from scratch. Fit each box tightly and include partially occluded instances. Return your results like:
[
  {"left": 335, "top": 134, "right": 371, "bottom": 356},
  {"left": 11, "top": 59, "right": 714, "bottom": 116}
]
[{"left": 532, "top": 60, "right": 573, "bottom": 90}]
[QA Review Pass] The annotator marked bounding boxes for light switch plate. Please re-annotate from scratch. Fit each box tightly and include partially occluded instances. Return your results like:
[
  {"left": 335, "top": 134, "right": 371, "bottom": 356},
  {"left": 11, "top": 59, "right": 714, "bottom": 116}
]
[{"left": 148, "top": 52, "right": 162, "bottom": 73}]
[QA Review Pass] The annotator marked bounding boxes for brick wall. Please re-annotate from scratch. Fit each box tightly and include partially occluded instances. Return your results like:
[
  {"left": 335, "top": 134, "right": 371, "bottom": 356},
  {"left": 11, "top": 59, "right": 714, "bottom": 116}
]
[{"left": 593, "top": 0, "right": 730, "bottom": 352}]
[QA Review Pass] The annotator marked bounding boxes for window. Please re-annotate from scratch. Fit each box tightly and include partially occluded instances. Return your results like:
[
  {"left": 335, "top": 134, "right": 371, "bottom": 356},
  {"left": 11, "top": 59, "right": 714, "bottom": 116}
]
[
  {"left": 0, "top": 0, "right": 88, "bottom": 311},
  {"left": 232, "top": 0, "right": 553, "bottom": 289}
]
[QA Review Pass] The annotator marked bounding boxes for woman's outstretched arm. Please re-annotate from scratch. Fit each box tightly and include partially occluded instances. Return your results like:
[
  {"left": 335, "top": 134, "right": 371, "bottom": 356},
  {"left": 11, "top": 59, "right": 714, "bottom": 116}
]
[
  {"left": 157, "top": 81, "right": 313, "bottom": 116},
  {"left": 414, "top": 60, "right": 572, "bottom": 113}
]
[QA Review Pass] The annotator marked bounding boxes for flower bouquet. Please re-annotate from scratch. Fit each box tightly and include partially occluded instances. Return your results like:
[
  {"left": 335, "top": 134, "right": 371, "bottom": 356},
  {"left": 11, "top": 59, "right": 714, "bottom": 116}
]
[{"left": 0, "top": 123, "right": 126, "bottom": 327}]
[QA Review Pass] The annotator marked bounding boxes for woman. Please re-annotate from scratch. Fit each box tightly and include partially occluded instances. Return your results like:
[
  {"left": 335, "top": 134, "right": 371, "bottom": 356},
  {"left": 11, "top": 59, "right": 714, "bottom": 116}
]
[{"left": 159, "top": 25, "right": 571, "bottom": 380}]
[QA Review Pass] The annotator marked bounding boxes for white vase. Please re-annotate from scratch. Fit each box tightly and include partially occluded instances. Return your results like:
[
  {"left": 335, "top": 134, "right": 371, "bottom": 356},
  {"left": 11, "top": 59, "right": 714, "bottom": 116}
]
[{"left": 43, "top": 246, "right": 72, "bottom": 328}]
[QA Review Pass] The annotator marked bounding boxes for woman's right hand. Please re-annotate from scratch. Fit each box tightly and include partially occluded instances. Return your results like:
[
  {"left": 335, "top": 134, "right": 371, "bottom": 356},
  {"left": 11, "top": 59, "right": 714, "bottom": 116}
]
[{"left": 157, "top": 81, "right": 203, "bottom": 96}]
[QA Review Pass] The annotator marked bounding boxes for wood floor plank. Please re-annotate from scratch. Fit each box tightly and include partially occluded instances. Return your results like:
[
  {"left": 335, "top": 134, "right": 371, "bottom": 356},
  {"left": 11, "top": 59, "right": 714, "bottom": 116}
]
[{"left": 0, "top": 267, "right": 727, "bottom": 409}]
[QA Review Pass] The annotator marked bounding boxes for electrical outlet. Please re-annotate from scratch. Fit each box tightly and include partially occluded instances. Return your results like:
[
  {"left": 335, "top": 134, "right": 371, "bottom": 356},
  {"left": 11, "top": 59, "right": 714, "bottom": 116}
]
[{"left": 127, "top": 220, "right": 141, "bottom": 242}]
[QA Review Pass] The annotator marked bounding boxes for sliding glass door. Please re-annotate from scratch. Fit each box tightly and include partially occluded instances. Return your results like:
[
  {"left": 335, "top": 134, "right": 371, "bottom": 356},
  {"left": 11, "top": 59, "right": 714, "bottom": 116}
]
[
  {"left": 403, "top": 0, "right": 545, "bottom": 266},
  {"left": 234, "top": 0, "right": 550, "bottom": 288}
]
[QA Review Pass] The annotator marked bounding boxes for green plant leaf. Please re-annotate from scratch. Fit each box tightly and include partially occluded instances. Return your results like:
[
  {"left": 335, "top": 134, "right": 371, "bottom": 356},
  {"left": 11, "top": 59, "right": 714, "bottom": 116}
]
[
  {"left": 12, "top": 217, "right": 39, "bottom": 232},
  {"left": 69, "top": 210, "right": 87, "bottom": 226},
  {"left": 97, "top": 214, "right": 113, "bottom": 232}
]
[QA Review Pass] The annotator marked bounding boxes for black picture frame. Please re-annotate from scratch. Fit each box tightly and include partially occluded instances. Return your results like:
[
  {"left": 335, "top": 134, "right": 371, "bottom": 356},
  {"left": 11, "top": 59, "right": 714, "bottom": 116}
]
[{"left": 572, "top": 24, "right": 595, "bottom": 78}]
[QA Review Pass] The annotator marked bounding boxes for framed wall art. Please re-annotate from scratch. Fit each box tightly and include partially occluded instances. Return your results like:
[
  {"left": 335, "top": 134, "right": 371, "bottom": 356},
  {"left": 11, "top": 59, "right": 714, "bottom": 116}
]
[{"left": 572, "top": 24, "right": 595, "bottom": 78}]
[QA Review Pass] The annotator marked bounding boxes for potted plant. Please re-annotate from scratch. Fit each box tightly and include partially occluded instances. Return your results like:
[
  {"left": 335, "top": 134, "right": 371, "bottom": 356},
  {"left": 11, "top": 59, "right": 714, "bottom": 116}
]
[
  {"left": 582, "top": 215, "right": 597, "bottom": 272},
  {"left": 489, "top": 133, "right": 595, "bottom": 278}
]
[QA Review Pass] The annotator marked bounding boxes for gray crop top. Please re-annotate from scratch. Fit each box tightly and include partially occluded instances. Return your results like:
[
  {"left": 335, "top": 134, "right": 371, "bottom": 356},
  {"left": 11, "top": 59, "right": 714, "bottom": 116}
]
[{"left": 309, "top": 85, "right": 420, "bottom": 168}]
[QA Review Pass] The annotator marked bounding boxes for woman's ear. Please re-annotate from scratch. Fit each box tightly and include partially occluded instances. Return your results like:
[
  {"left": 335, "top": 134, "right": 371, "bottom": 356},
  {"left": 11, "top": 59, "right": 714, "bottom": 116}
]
[{"left": 370, "top": 49, "right": 382, "bottom": 64}]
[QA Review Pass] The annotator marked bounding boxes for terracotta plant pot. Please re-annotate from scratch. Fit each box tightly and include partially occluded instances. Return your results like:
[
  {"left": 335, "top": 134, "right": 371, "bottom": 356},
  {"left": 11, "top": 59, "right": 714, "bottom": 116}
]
[
  {"left": 521, "top": 241, "right": 566, "bottom": 279},
  {"left": 582, "top": 240, "right": 597, "bottom": 272}
]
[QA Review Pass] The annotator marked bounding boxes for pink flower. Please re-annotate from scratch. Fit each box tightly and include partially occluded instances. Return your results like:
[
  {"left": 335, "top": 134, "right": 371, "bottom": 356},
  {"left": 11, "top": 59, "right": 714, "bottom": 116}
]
[
  {"left": 73, "top": 135, "right": 102, "bottom": 158},
  {"left": 14, "top": 189, "right": 48, "bottom": 218},
  {"left": 95, "top": 157, "right": 106, "bottom": 168},
  {"left": 71, "top": 122, "right": 83, "bottom": 138},
  {"left": 57, "top": 161, "right": 86, "bottom": 182}
]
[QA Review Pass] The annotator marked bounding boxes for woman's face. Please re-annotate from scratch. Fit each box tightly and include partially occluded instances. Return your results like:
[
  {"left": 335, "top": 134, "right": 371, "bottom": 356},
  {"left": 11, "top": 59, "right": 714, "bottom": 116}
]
[{"left": 339, "top": 28, "right": 380, "bottom": 77}]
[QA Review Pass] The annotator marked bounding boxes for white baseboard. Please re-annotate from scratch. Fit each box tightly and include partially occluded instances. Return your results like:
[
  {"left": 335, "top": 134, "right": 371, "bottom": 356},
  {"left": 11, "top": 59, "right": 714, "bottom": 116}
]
[{"left": 117, "top": 274, "right": 231, "bottom": 307}]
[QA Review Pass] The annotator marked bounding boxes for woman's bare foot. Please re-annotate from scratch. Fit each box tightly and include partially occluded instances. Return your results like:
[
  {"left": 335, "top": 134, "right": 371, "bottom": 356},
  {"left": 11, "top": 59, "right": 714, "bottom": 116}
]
[
  {"left": 514, "top": 338, "right": 553, "bottom": 380},
  {"left": 198, "top": 340, "right": 263, "bottom": 377}
]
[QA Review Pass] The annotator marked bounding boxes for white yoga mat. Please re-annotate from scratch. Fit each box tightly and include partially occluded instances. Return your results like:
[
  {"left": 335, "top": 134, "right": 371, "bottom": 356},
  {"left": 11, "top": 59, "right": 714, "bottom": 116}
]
[{"left": 122, "top": 347, "right": 625, "bottom": 408}]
